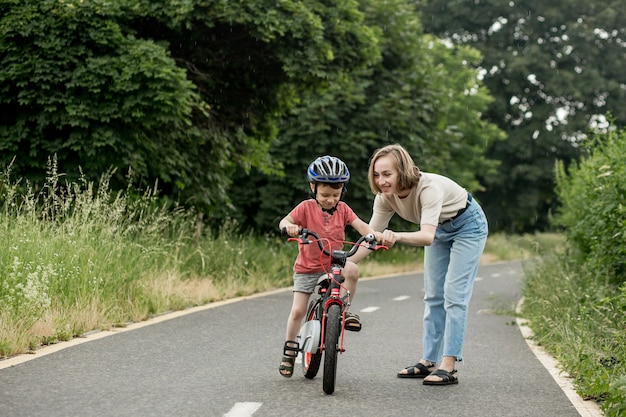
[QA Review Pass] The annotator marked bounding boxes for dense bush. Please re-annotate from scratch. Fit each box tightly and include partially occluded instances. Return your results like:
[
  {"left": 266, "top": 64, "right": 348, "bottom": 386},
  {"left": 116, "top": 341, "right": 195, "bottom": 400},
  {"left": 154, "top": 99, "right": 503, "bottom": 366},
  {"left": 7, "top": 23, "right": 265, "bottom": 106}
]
[
  {"left": 553, "top": 126, "right": 626, "bottom": 286},
  {"left": 0, "top": 0, "right": 381, "bottom": 217}
]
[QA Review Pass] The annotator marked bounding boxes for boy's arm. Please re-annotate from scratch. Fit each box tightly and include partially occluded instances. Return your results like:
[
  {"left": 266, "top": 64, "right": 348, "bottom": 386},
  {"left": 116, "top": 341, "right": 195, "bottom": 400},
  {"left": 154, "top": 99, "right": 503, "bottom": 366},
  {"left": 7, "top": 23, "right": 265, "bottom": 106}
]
[
  {"left": 349, "top": 217, "right": 377, "bottom": 264},
  {"left": 350, "top": 217, "right": 375, "bottom": 237}
]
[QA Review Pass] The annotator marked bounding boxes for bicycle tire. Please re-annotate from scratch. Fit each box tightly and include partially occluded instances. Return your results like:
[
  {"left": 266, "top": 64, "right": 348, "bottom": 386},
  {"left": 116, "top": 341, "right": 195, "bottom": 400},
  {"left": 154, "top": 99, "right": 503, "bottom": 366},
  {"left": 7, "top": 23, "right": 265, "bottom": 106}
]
[
  {"left": 302, "top": 299, "right": 322, "bottom": 379},
  {"left": 323, "top": 303, "right": 341, "bottom": 394}
]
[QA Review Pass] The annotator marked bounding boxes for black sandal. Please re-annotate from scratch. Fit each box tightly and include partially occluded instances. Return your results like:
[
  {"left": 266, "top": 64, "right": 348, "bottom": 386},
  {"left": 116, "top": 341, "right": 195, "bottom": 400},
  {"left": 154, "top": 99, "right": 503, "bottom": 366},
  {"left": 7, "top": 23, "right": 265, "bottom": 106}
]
[
  {"left": 278, "top": 340, "right": 299, "bottom": 378},
  {"left": 397, "top": 362, "right": 435, "bottom": 378},
  {"left": 423, "top": 369, "right": 458, "bottom": 385}
]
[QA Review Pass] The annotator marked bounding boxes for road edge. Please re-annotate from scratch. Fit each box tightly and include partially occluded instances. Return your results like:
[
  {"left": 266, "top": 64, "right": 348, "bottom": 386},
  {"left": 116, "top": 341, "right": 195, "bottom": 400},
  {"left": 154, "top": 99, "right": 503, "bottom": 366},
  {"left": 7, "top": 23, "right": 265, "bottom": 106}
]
[
  {"left": 515, "top": 298, "right": 604, "bottom": 417},
  {"left": 0, "top": 287, "right": 291, "bottom": 370}
]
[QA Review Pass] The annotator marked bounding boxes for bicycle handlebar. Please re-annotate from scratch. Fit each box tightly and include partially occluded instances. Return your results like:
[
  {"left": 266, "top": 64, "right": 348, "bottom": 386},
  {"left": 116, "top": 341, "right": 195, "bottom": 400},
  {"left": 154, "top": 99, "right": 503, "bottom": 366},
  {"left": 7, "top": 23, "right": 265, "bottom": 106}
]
[{"left": 281, "top": 228, "right": 388, "bottom": 266}]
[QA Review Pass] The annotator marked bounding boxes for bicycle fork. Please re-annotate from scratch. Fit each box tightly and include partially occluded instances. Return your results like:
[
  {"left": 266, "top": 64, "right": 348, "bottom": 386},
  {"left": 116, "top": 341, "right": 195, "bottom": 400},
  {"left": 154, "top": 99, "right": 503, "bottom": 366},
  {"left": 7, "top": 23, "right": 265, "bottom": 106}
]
[{"left": 321, "top": 267, "right": 347, "bottom": 354}]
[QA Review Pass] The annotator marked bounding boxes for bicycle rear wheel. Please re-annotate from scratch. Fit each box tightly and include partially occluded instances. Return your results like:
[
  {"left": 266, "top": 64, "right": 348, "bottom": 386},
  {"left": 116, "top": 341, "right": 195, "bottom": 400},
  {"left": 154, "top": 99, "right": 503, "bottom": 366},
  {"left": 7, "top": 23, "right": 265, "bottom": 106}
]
[
  {"left": 302, "top": 299, "right": 322, "bottom": 379},
  {"left": 323, "top": 303, "right": 341, "bottom": 394}
]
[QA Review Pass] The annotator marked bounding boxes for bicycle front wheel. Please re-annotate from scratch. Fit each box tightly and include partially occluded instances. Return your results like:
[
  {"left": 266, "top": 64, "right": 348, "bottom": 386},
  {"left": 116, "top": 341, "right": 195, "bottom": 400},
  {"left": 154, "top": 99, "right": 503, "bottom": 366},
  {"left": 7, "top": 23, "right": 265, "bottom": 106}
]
[
  {"left": 302, "top": 299, "right": 322, "bottom": 379},
  {"left": 323, "top": 303, "right": 341, "bottom": 394}
]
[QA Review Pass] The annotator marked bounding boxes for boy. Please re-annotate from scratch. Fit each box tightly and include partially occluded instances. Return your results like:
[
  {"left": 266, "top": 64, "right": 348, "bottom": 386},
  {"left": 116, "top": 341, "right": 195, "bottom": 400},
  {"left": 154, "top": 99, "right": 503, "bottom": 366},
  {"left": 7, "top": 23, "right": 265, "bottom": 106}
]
[{"left": 278, "top": 155, "right": 374, "bottom": 377}]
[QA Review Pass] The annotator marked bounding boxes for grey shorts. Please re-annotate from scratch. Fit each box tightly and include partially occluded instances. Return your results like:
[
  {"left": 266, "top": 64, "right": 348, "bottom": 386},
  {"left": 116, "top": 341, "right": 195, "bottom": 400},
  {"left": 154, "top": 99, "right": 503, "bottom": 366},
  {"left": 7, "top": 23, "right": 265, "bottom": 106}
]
[{"left": 293, "top": 272, "right": 327, "bottom": 293}]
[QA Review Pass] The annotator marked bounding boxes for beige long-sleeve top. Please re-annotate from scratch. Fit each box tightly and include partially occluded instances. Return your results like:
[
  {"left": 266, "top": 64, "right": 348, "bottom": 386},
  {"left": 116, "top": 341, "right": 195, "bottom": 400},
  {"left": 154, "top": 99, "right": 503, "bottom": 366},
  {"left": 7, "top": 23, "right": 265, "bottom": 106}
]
[{"left": 369, "top": 172, "right": 468, "bottom": 231}]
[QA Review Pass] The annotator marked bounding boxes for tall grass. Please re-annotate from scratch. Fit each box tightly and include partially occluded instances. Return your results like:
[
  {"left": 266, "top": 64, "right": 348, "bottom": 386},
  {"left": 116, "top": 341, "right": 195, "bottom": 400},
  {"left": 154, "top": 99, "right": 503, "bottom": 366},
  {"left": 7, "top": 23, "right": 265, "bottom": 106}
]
[
  {"left": 0, "top": 158, "right": 296, "bottom": 357},
  {"left": 523, "top": 253, "right": 626, "bottom": 417}
]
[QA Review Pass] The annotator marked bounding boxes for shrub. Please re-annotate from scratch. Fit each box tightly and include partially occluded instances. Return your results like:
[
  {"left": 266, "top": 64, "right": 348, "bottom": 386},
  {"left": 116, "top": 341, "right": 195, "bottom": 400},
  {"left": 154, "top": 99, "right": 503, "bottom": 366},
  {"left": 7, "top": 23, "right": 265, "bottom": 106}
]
[{"left": 553, "top": 126, "right": 626, "bottom": 286}]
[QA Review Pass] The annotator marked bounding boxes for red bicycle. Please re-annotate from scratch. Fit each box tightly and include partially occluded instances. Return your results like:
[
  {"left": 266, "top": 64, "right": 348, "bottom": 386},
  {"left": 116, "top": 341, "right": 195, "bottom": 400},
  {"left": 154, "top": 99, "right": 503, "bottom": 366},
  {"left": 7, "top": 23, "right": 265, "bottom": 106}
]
[{"left": 286, "top": 228, "right": 387, "bottom": 394}]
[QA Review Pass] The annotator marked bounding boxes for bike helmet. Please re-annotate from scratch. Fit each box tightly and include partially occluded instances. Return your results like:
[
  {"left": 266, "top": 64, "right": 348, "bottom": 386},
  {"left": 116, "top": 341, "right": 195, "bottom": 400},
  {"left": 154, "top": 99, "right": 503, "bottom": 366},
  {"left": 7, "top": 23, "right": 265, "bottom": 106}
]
[{"left": 307, "top": 156, "right": 350, "bottom": 183}]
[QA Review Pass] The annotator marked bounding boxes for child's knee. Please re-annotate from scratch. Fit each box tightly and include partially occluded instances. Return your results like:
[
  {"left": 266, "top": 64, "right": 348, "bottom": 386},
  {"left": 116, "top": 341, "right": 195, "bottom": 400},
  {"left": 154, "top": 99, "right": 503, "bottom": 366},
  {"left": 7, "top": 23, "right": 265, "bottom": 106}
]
[
  {"left": 344, "top": 271, "right": 359, "bottom": 284},
  {"left": 344, "top": 262, "right": 359, "bottom": 279}
]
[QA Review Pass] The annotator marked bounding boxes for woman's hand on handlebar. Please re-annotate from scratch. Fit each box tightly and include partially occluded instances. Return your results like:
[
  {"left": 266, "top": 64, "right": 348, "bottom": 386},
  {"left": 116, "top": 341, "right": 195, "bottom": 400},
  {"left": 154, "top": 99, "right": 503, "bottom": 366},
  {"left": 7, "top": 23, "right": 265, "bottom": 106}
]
[{"left": 375, "top": 230, "right": 398, "bottom": 247}]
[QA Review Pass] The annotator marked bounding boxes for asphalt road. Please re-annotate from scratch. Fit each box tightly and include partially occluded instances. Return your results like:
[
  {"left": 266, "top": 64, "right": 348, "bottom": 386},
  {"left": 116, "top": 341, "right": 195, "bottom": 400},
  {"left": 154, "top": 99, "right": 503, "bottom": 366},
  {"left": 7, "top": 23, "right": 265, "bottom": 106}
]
[{"left": 0, "top": 261, "right": 602, "bottom": 416}]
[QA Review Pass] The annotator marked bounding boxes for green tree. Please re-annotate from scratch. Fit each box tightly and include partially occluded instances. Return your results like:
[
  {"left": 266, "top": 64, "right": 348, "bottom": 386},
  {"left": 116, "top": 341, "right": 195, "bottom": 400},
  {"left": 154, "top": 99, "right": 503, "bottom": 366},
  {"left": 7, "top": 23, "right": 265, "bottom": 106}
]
[
  {"left": 420, "top": 0, "right": 626, "bottom": 232},
  {"left": 0, "top": 0, "right": 203, "bottom": 192},
  {"left": 232, "top": 0, "right": 503, "bottom": 233},
  {"left": 0, "top": 0, "right": 379, "bottom": 217}
]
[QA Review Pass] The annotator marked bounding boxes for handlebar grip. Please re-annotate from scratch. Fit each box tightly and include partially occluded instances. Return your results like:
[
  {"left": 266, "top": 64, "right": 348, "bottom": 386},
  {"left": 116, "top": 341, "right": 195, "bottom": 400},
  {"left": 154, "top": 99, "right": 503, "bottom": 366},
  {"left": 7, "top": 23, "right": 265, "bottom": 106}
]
[{"left": 281, "top": 227, "right": 305, "bottom": 237}]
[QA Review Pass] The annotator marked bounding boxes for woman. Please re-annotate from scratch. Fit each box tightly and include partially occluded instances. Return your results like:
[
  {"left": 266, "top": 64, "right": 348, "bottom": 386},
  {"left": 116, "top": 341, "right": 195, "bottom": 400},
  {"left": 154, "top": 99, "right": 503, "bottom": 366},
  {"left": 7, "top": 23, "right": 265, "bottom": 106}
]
[{"left": 367, "top": 144, "right": 488, "bottom": 385}]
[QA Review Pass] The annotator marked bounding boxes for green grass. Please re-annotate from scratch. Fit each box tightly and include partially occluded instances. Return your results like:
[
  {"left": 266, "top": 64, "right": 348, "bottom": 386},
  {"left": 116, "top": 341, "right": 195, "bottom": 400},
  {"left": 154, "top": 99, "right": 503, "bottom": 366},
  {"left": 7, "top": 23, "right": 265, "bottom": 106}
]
[
  {"left": 522, "top": 251, "right": 626, "bottom": 417},
  {"left": 483, "top": 232, "right": 565, "bottom": 261}
]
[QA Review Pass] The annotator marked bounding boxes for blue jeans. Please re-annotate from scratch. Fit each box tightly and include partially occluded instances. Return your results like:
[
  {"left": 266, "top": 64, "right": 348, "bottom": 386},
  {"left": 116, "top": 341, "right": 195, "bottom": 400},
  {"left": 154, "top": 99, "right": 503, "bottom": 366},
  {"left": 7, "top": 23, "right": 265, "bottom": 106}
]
[{"left": 422, "top": 196, "right": 488, "bottom": 363}]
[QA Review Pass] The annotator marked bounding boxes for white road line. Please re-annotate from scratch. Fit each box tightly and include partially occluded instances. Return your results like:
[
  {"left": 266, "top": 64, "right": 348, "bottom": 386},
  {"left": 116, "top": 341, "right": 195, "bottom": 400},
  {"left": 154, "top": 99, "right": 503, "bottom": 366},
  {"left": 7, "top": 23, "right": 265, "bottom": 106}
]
[
  {"left": 393, "top": 295, "right": 410, "bottom": 301},
  {"left": 360, "top": 306, "right": 379, "bottom": 313},
  {"left": 224, "top": 402, "right": 262, "bottom": 417}
]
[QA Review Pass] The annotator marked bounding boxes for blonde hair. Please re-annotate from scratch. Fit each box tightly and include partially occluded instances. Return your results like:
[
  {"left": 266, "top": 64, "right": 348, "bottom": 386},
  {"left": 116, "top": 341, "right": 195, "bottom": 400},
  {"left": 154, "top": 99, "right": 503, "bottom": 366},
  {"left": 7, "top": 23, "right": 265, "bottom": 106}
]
[{"left": 367, "top": 144, "right": 421, "bottom": 194}]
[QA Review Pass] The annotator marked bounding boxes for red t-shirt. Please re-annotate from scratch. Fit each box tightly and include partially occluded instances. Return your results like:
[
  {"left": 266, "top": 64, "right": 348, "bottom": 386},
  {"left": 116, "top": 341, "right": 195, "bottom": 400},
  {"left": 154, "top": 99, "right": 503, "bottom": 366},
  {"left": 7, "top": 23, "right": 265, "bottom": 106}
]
[{"left": 288, "top": 199, "right": 357, "bottom": 274}]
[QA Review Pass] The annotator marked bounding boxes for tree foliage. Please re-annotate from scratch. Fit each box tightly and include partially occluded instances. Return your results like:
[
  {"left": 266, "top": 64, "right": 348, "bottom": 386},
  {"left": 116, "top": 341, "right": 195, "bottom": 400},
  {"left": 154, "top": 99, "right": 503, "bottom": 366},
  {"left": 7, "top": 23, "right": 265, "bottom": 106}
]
[
  {"left": 420, "top": 0, "right": 626, "bottom": 232},
  {"left": 231, "top": 0, "right": 504, "bottom": 233},
  {"left": 0, "top": 1, "right": 202, "bottom": 190},
  {"left": 0, "top": 0, "right": 379, "bottom": 216},
  {"left": 1, "top": 0, "right": 503, "bottom": 232}
]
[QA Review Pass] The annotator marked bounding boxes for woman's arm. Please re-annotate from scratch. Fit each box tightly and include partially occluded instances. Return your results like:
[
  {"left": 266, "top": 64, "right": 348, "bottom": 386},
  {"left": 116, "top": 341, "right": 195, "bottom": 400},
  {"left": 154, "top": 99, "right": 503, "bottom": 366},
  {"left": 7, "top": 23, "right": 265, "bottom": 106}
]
[{"left": 379, "top": 224, "right": 436, "bottom": 247}]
